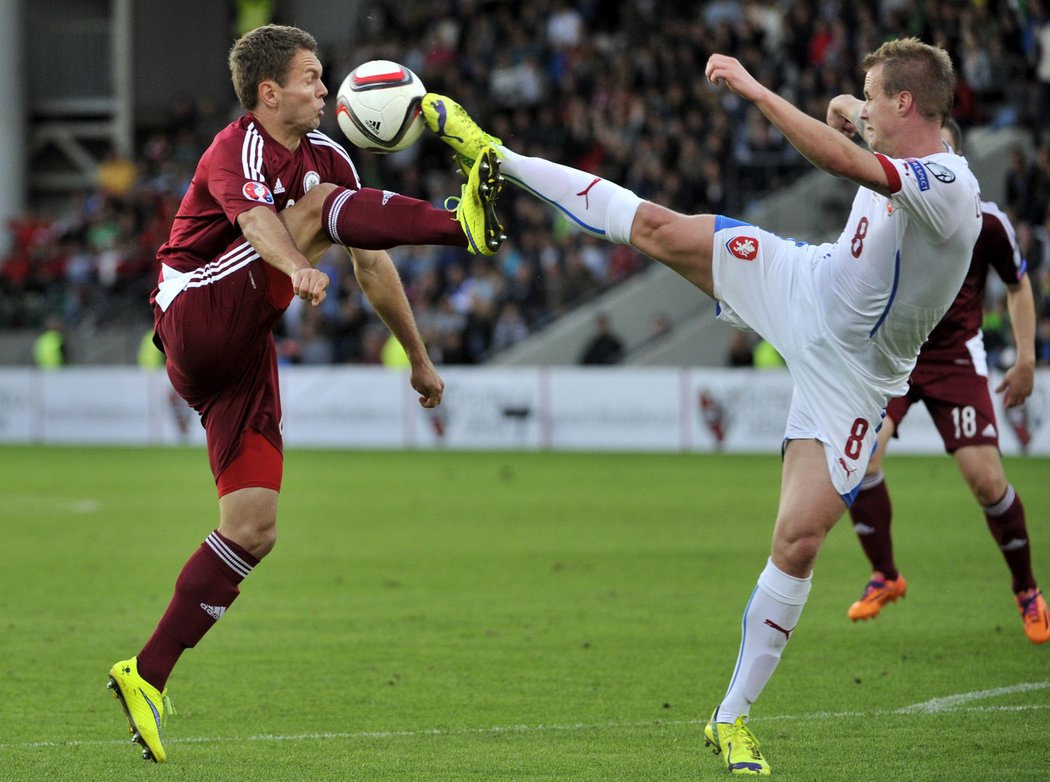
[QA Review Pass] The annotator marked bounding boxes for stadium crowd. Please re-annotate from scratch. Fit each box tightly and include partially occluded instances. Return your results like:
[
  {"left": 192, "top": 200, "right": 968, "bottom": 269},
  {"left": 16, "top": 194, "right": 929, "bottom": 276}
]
[{"left": 3, "top": 0, "right": 1050, "bottom": 367}]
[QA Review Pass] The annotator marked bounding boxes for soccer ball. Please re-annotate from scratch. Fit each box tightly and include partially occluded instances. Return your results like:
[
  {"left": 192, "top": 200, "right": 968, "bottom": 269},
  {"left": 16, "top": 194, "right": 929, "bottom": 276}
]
[{"left": 335, "top": 60, "right": 426, "bottom": 154}]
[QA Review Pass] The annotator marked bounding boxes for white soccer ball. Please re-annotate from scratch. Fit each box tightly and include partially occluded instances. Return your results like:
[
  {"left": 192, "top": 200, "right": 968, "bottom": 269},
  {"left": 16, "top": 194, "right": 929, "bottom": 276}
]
[{"left": 335, "top": 60, "right": 426, "bottom": 154}]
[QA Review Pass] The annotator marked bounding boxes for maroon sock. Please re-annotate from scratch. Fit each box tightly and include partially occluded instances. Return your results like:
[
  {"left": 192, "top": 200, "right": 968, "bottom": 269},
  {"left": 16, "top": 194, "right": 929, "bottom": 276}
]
[
  {"left": 983, "top": 486, "right": 1036, "bottom": 594},
  {"left": 137, "top": 531, "right": 258, "bottom": 689},
  {"left": 322, "top": 186, "right": 466, "bottom": 250},
  {"left": 849, "top": 472, "right": 898, "bottom": 581}
]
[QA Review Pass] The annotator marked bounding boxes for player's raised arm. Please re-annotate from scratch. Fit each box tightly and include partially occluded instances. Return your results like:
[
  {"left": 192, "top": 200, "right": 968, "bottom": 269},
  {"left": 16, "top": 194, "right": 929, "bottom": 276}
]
[
  {"left": 827, "top": 94, "right": 865, "bottom": 139},
  {"left": 705, "top": 54, "right": 892, "bottom": 196}
]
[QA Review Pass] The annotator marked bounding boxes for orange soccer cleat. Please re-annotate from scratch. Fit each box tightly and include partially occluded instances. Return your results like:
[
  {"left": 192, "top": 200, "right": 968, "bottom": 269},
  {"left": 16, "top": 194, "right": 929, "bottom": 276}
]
[
  {"left": 847, "top": 572, "right": 907, "bottom": 621},
  {"left": 1016, "top": 588, "right": 1050, "bottom": 644}
]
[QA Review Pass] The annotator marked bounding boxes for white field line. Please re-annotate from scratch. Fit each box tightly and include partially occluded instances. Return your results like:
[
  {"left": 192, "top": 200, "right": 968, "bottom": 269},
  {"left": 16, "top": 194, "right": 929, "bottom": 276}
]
[
  {"left": 894, "top": 680, "right": 1050, "bottom": 713},
  {"left": 3, "top": 681, "right": 1048, "bottom": 751}
]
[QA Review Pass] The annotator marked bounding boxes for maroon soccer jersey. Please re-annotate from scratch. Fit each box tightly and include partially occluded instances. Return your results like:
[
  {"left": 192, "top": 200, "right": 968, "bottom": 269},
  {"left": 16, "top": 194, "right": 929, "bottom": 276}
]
[
  {"left": 151, "top": 115, "right": 361, "bottom": 484},
  {"left": 889, "top": 200, "right": 1027, "bottom": 452},
  {"left": 156, "top": 116, "right": 360, "bottom": 277},
  {"left": 917, "top": 200, "right": 1025, "bottom": 367}
]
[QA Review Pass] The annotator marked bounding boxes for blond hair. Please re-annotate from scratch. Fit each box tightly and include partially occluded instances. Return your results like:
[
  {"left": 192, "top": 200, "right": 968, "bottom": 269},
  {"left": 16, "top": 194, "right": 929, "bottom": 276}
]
[
  {"left": 228, "top": 24, "right": 318, "bottom": 111},
  {"left": 862, "top": 38, "right": 955, "bottom": 122}
]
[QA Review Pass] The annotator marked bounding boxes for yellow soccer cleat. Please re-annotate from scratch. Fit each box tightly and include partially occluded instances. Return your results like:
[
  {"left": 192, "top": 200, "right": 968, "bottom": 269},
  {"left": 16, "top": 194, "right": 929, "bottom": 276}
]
[
  {"left": 107, "top": 657, "right": 174, "bottom": 763},
  {"left": 704, "top": 711, "right": 771, "bottom": 775},
  {"left": 422, "top": 93, "right": 503, "bottom": 175},
  {"left": 446, "top": 145, "right": 506, "bottom": 255},
  {"left": 847, "top": 572, "right": 907, "bottom": 621},
  {"left": 1016, "top": 588, "right": 1050, "bottom": 645}
]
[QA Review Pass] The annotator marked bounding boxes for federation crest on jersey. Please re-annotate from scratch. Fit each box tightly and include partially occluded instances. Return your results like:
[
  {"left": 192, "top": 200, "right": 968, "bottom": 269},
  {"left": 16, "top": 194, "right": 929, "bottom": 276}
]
[
  {"left": 727, "top": 235, "right": 759, "bottom": 261},
  {"left": 303, "top": 171, "right": 321, "bottom": 191},
  {"left": 242, "top": 181, "right": 274, "bottom": 204}
]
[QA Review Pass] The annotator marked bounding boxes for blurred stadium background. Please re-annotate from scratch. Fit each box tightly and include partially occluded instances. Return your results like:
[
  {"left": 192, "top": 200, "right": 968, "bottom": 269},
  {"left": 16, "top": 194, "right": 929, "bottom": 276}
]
[{"left": 0, "top": 0, "right": 1048, "bottom": 446}]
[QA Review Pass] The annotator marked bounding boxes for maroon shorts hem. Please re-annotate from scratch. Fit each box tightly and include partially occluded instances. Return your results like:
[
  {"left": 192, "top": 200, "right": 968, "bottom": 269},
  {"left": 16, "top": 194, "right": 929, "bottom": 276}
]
[{"left": 216, "top": 428, "right": 284, "bottom": 497}]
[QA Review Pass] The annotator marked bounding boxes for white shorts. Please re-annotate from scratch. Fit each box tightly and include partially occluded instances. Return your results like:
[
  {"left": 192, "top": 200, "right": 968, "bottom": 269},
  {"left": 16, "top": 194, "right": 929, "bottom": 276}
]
[{"left": 711, "top": 216, "right": 886, "bottom": 502}]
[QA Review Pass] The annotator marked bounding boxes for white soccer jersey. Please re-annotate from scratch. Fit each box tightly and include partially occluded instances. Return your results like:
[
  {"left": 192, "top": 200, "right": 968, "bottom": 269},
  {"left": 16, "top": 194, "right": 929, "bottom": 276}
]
[
  {"left": 711, "top": 150, "right": 981, "bottom": 500},
  {"left": 817, "top": 152, "right": 982, "bottom": 397}
]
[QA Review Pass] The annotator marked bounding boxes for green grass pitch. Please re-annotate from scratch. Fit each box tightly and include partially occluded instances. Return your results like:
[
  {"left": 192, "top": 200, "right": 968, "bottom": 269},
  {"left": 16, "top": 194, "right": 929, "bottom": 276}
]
[{"left": 0, "top": 445, "right": 1047, "bottom": 781}]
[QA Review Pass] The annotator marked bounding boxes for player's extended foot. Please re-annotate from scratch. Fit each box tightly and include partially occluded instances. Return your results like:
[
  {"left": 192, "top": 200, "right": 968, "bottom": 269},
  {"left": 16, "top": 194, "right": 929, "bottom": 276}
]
[
  {"left": 447, "top": 146, "right": 506, "bottom": 255},
  {"left": 1016, "top": 588, "right": 1050, "bottom": 644},
  {"left": 847, "top": 572, "right": 907, "bottom": 621},
  {"left": 422, "top": 93, "right": 503, "bottom": 175},
  {"left": 704, "top": 711, "right": 771, "bottom": 775},
  {"left": 107, "top": 657, "right": 174, "bottom": 763}
]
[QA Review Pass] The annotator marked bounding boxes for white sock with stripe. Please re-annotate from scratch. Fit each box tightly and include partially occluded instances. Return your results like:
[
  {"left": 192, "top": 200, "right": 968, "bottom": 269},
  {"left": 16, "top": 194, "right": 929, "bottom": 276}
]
[
  {"left": 716, "top": 558, "right": 812, "bottom": 724},
  {"left": 495, "top": 145, "right": 642, "bottom": 243}
]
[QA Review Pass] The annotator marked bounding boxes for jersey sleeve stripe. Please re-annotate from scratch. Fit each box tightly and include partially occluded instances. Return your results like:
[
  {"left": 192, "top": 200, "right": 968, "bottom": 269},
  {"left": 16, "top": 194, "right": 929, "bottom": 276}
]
[
  {"left": 242, "top": 123, "right": 264, "bottom": 181},
  {"left": 308, "top": 131, "right": 361, "bottom": 188},
  {"left": 873, "top": 153, "right": 902, "bottom": 194},
  {"left": 307, "top": 130, "right": 351, "bottom": 164}
]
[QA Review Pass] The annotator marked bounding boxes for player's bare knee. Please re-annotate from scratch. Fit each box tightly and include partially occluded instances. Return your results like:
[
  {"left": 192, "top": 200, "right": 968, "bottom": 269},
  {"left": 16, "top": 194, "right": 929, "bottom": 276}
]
[
  {"left": 235, "top": 520, "right": 276, "bottom": 560},
  {"left": 277, "top": 183, "right": 340, "bottom": 259},
  {"left": 774, "top": 529, "right": 824, "bottom": 575},
  {"left": 632, "top": 207, "right": 714, "bottom": 294},
  {"left": 968, "top": 474, "right": 1007, "bottom": 507},
  {"left": 253, "top": 525, "right": 277, "bottom": 559},
  {"left": 281, "top": 183, "right": 337, "bottom": 222}
]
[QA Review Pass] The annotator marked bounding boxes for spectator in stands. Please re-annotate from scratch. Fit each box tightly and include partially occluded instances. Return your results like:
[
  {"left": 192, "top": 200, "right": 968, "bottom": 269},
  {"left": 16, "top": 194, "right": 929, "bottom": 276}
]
[
  {"left": 33, "top": 314, "right": 68, "bottom": 368},
  {"left": 491, "top": 300, "right": 529, "bottom": 352},
  {"left": 579, "top": 312, "right": 624, "bottom": 365}
]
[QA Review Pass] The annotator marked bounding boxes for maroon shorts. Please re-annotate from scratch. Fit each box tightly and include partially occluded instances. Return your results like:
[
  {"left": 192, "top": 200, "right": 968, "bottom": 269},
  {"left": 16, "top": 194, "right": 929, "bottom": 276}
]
[
  {"left": 153, "top": 241, "right": 294, "bottom": 483},
  {"left": 887, "top": 361, "right": 999, "bottom": 452}
]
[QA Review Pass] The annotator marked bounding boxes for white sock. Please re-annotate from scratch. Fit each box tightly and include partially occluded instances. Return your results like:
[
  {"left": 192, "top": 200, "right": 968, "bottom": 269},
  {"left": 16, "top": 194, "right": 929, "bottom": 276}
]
[
  {"left": 716, "top": 558, "right": 812, "bottom": 724},
  {"left": 495, "top": 145, "right": 642, "bottom": 243}
]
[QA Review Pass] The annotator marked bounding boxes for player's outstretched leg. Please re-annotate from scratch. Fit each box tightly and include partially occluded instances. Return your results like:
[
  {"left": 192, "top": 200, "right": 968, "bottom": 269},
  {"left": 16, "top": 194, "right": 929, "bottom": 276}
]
[
  {"left": 449, "top": 146, "right": 506, "bottom": 255},
  {"left": 425, "top": 93, "right": 642, "bottom": 247},
  {"left": 422, "top": 93, "right": 503, "bottom": 174},
  {"left": 847, "top": 572, "right": 907, "bottom": 621},
  {"left": 1016, "top": 588, "right": 1050, "bottom": 644},
  {"left": 704, "top": 710, "right": 771, "bottom": 776},
  {"left": 107, "top": 657, "right": 174, "bottom": 763}
]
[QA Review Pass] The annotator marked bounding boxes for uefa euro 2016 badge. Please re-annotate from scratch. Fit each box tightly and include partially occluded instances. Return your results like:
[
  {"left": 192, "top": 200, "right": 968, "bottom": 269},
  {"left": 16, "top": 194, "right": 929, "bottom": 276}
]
[{"left": 242, "top": 181, "right": 275, "bottom": 204}]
